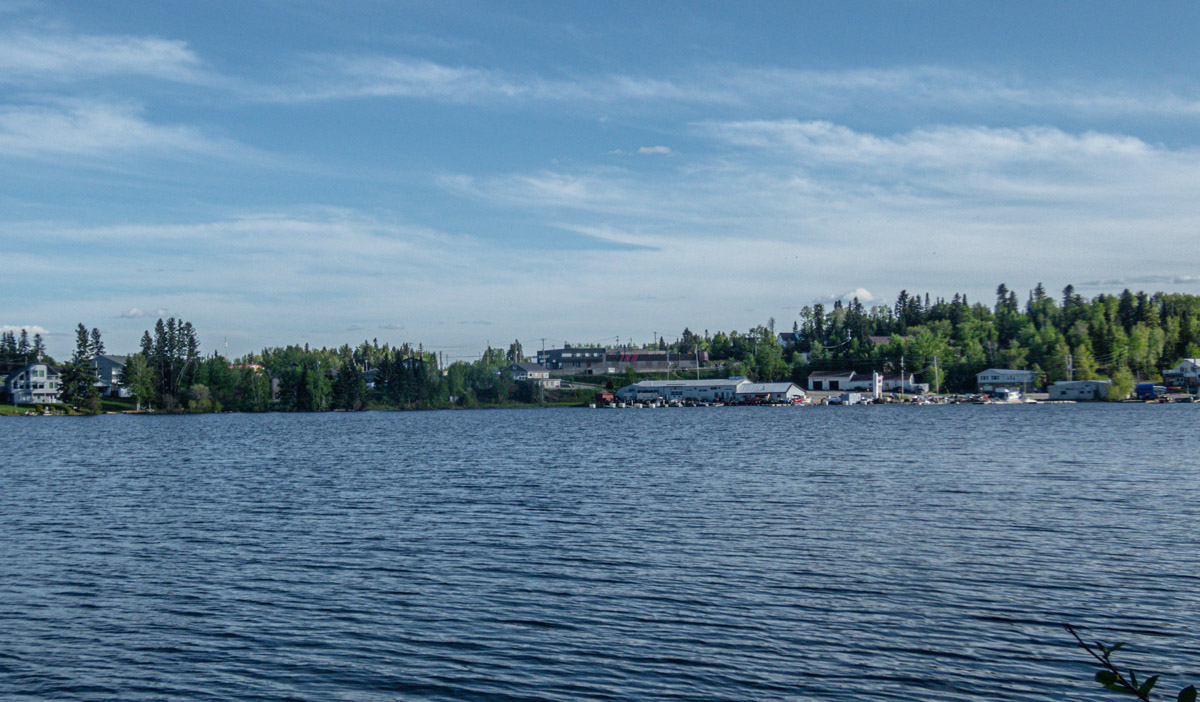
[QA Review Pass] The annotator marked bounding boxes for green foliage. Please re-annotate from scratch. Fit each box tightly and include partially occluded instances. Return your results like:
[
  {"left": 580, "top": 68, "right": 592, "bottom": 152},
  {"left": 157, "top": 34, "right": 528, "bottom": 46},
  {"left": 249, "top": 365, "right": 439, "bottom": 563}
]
[
  {"left": 118, "top": 354, "right": 156, "bottom": 410},
  {"left": 1066, "top": 624, "right": 1196, "bottom": 701},
  {"left": 1108, "top": 368, "right": 1135, "bottom": 401}
]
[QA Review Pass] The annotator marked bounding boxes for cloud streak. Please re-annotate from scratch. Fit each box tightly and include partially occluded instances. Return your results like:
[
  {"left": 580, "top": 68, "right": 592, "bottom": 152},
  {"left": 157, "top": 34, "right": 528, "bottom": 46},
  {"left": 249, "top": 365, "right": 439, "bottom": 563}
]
[
  {"left": 265, "top": 57, "right": 1200, "bottom": 120},
  {"left": 0, "top": 30, "right": 209, "bottom": 84},
  {"left": 0, "top": 100, "right": 256, "bottom": 161}
]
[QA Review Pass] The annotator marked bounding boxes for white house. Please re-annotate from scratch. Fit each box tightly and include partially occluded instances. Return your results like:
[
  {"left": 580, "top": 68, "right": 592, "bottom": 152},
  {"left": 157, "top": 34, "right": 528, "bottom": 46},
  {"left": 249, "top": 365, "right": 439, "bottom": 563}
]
[
  {"left": 976, "top": 368, "right": 1036, "bottom": 392},
  {"left": 616, "top": 378, "right": 747, "bottom": 403},
  {"left": 91, "top": 354, "right": 130, "bottom": 397},
  {"left": 1048, "top": 380, "right": 1111, "bottom": 401},
  {"left": 508, "top": 362, "right": 560, "bottom": 388},
  {"left": 1163, "top": 359, "right": 1200, "bottom": 387},
  {"left": 734, "top": 382, "right": 806, "bottom": 403},
  {"left": 4, "top": 363, "right": 61, "bottom": 404}
]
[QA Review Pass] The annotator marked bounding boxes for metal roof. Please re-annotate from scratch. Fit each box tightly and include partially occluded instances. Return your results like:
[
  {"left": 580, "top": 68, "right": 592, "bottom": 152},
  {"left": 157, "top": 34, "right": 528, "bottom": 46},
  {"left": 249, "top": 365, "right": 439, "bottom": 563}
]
[
  {"left": 628, "top": 379, "right": 747, "bottom": 388},
  {"left": 736, "top": 383, "right": 803, "bottom": 394}
]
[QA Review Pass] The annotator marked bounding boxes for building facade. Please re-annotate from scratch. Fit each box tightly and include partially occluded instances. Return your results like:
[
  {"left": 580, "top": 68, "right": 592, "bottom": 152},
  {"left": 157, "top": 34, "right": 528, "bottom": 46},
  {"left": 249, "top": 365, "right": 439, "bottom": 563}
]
[
  {"left": 976, "top": 368, "right": 1036, "bottom": 392},
  {"left": 91, "top": 354, "right": 129, "bottom": 397},
  {"left": 807, "top": 370, "right": 857, "bottom": 391},
  {"left": 1164, "top": 359, "right": 1200, "bottom": 388},
  {"left": 616, "top": 378, "right": 747, "bottom": 403},
  {"left": 4, "top": 363, "right": 61, "bottom": 404},
  {"left": 1048, "top": 380, "right": 1111, "bottom": 401},
  {"left": 734, "top": 382, "right": 805, "bottom": 403},
  {"left": 507, "top": 363, "right": 560, "bottom": 388}
]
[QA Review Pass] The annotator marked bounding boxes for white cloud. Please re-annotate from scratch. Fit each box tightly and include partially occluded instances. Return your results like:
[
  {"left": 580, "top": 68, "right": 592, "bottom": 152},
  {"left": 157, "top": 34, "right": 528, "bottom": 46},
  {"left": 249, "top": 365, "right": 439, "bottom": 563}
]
[
  {"left": 637, "top": 145, "right": 672, "bottom": 155},
  {"left": 0, "top": 100, "right": 251, "bottom": 160},
  {"left": 264, "top": 57, "right": 1200, "bottom": 120},
  {"left": 0, "top": 324, "right": 50, "bottom": 335},
  {"left": 0, "top": 30, "right": 208, "bottom": 84},
  {"left": 698, "top": 120, "right": 1154, "bottom": 170},
  {"left": 119, "top": 308, "right": 146, "bottom": 318}
]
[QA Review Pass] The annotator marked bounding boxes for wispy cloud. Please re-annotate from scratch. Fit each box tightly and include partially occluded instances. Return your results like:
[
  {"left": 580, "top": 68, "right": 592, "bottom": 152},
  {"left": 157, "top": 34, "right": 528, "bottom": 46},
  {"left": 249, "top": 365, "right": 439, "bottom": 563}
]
[
  {"left": 1079, "top": 275, "right": 1200, "bottom": 288},
  {"left": 0, "top": 100, "right": 253, "bottom": 161},
  {"left": 0, "top": 30, "right": 210, "bottom": 84},
  {"left": 263, "top": 57, "right": 1200, "bottom": 119},
  {"left": 0, "top": 324, "right": 50, "bottom": 335},
  {"left": 637, "top": 145, "right": 672, "bottom": 155},
  {"left": 118, "top": 307, "right": 169, "bottom": 319}
]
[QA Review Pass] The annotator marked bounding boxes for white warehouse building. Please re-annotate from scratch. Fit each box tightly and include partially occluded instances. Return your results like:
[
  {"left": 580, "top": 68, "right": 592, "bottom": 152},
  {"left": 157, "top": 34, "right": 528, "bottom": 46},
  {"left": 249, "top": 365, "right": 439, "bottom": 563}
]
[
  {"left": 616, "top": 379, "right": 747, "bottom": 403},
  {"left": 734, "top": 382, "right": 806, "bottom": 403}
]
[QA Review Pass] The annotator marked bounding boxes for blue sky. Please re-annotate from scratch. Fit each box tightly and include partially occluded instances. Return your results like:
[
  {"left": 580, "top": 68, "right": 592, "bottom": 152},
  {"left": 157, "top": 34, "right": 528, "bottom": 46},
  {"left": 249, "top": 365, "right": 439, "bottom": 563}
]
[{"left": 5, "top": 1, "right": 1200, "bottom": 360}]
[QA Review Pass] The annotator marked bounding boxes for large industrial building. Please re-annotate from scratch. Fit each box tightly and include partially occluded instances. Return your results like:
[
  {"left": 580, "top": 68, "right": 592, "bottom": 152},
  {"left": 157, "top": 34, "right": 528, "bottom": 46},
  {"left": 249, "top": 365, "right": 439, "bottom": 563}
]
[{"left": 615, "top": 379, "right": 805, "bottom": 404}]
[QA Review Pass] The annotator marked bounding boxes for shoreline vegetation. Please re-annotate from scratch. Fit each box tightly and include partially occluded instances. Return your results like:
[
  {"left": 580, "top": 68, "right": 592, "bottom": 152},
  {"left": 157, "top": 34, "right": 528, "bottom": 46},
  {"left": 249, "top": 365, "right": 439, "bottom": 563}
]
[{"left": 5, "top": 282, "right": 1200, "bottom": 416}]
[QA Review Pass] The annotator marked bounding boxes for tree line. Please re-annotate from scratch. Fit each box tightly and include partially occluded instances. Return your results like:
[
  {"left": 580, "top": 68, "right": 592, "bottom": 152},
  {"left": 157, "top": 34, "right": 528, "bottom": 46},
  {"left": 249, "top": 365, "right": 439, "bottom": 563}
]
[
  {"left": 38, "top": 283, "right": 1200, "bottom": 411},
  {"left": 626, "top": 284, "right": 1200, "bottom": 393}
]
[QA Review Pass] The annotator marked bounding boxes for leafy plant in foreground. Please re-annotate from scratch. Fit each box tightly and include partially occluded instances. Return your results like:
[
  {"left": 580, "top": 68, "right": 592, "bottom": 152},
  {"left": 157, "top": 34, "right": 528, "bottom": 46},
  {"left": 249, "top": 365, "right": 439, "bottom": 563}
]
[{"left": 1065, "top": 624, "right": 1196, "bottom": 701}]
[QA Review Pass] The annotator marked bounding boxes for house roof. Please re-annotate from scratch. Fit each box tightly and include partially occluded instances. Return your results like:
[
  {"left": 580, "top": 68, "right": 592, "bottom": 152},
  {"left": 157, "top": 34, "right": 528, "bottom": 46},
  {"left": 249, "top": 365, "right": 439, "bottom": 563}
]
[
  {"left": 5, "top": 363, "right": 61, "bottom": 383},
  {"left": 95, "top": 354, "right": 128, "bottom": 365},
  {"left": 808, "top": 370, "right": 856, "bottom": 378},
  {"left": 511, "top": 362, "right": 549, "bottom": 373},
  {"left": 627, "top": 379, "right": 747, "bottom": 388},
  {"left": 737, "top": 382, "right": 804, "bottom": 394},
  {"left": 868, "top": 336, "right": 892, "bottom": 345},
  {"left": 976, "top": 368, "right": 1035, "bottom": 376}
]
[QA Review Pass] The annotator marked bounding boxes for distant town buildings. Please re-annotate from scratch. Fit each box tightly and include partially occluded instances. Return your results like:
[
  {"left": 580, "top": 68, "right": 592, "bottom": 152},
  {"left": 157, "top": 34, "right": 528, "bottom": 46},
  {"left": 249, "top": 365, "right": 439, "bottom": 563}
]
[{"left": 537, "top": 347, "right": 707, "bottom": 375}]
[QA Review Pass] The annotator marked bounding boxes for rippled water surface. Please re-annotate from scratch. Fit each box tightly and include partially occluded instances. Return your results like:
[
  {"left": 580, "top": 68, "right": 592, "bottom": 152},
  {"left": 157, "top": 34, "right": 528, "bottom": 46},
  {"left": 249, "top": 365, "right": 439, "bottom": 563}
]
[{"left": 2, "top": 405, "right": 1199, "bottom": 700}]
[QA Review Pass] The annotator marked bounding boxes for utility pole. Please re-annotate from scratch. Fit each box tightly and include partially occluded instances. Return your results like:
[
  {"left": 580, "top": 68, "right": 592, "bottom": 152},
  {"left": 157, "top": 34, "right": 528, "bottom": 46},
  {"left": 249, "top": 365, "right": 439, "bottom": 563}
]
[
  {"left": 933, "top": 355, "right": 939, "bottom": 394},
  {"left": 900, "top": 354, "right": 905, "bottom": 396},
  {"left": 1066, "top": 352, "right": 1074, "bottom": 382},
  {"left": 695, "top": 344, "right": 700, "bottom": 380}
]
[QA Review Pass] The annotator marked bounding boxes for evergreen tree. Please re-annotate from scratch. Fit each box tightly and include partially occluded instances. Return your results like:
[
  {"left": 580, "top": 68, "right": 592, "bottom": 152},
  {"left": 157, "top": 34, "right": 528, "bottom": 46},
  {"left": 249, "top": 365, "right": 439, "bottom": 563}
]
[
  {"left": 60, "top": 323, "right": 100, "bottom": 412},
  {"left": 89, "top": 327, "right": 104, "bottom": 357}
]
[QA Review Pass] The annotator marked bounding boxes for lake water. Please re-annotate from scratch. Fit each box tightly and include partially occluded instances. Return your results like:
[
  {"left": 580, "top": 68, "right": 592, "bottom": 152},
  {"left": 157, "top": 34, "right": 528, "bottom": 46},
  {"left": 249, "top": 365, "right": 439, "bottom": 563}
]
[{"left": 1, "top": 404, "right": 1198, "bottom": 701}]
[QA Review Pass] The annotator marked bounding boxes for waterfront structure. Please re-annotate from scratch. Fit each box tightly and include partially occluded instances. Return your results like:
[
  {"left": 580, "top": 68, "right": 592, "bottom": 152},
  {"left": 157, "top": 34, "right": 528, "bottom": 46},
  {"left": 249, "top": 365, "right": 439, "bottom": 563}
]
[
  {"left": 91, "top": 354, "right": 129, "bottom": 397},
  {"left": 976, "top": 368, "right": 1036, "bottom": 392},
  {"left": 807, "top": 370, "right": 857, "bottom": 391},
  {"left": 4, "top": 363, "right": 61, "bottom": 404},
  {"left": 1048, "top": 379, "right": 1111, "bottom": 401},
  {"left": 734, "top": 382, "right": 805, "bottom": 403},
  {"left": 1163, "top": 358, "right": 1200, "bottom": 388},
  {"left": 507, "top": 363, "right": 560, "bottom": 388},
  {"left": 537, "top": 347, "right": 707, "bottom": 375},
  {"left": 616, "top": 378, "right": 747, "bottom": 403},
  {"left": 847, "top": 372, "right": 925, "bottom": 394}
]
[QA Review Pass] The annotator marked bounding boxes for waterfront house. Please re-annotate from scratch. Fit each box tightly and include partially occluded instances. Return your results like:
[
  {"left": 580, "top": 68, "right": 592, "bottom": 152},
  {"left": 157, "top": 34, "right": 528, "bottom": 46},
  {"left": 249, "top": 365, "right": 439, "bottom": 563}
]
[
  {"left": 1163, "top": 359, "right": 1200, "bottom": 388},
  {"left": 976, "top": 368, "right": 1036, "bottom": 392},
  {"left": 4, "top": 363, "right": 61, "bottom": 404},
  {"left": 508, "top": 362, "right": 560, "bottom": 388},
  {"left": 91, "top": 354, "right": 129, "bottom": 397},
  {"left": 1048, "top": 379, "right": 1111, "bottom": 401}
]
